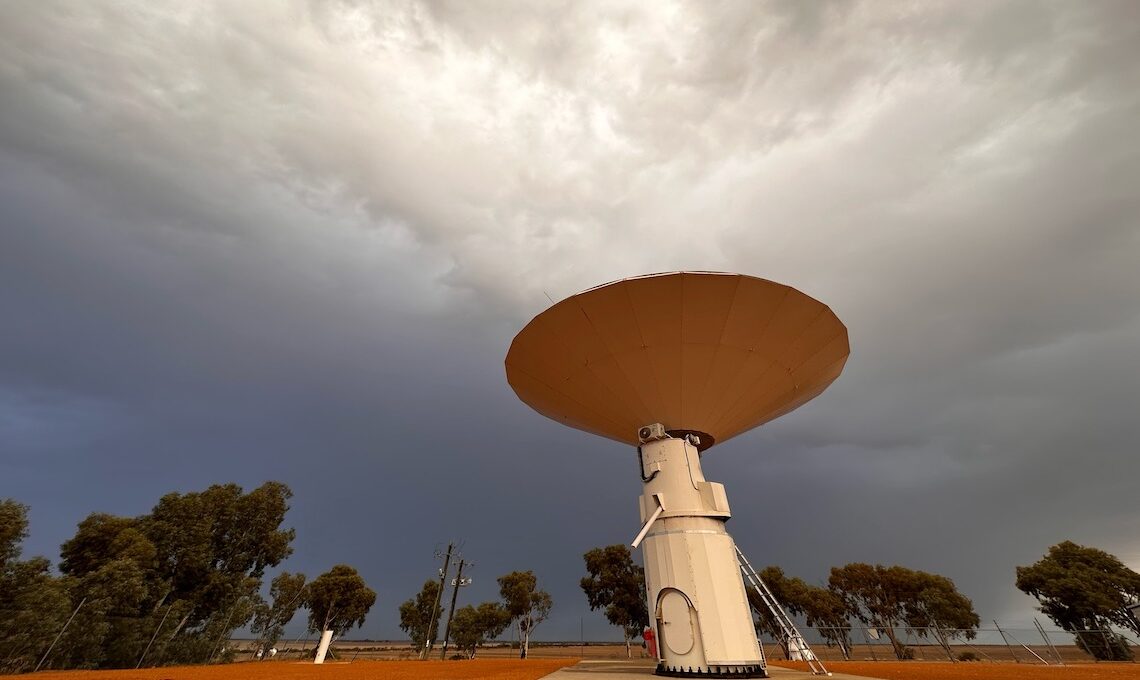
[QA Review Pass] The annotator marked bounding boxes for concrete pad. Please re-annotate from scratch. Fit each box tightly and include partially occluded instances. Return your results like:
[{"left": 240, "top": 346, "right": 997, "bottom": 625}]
[
  {"left": 768, "top": 664, "right": 885, "bottom": 680},
  {"left": 540, "top": 659, "right": 656, "bottom": 678},
  {"left": 541, "top": 660, "right": 884, "bottom": 680}
]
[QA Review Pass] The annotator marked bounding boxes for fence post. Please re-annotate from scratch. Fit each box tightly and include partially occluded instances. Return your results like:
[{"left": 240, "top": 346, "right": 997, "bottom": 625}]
[
  {"left": 903, "top": 627, "right": 924, "bottom": 660},
  {"left": 993, "top": 620, "right": 1019, "bottom": 663},
  {"left": 934, "top": 626, "right": 955, "bottom": 661},
  {"left": 860, "top": 626, "right": 878, "bottom": 661},
  {"left": 1034, "top": 619, "right": 1064, "bottom": 665},
  {"left": 1005, "top": 627, "right": 1049, "bottom": 664}
]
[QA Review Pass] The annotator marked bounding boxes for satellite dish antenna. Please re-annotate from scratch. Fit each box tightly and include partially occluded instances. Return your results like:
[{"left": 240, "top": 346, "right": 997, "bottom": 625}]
[{"left": 506, "top": 272, "right": 849, "bottom": 678}]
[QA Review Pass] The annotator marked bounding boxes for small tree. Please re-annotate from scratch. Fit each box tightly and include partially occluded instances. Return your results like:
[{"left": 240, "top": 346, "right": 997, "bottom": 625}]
[
  {"left": 580, "top": 545, "right": 649, "bottom": 658},
  {"left": 1017, "top": 541, "right": 1140, "bottom": 661},
  {"left": 450, "top": 602, "right": 511, "bottom": 658},
  {"left": 398, "top": 579, "right": 444, "bottom": 651},
  {"left": 304, "top": 565, "right": 376, "bottom": 638},
  {"left": 498, "top": 570, "right": 552, "bottom": 659},
  {"left": 250, "top": 572, "right": 307, "bottom": 656}
]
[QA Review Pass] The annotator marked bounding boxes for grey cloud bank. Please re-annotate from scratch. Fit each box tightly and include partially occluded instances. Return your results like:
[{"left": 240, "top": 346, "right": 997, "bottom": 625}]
[{"left": 1, "top": 1, "right": 1138, "bottom": 641}]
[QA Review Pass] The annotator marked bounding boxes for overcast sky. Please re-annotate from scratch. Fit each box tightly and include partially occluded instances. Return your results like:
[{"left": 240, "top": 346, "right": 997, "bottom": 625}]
[{"left": 2, "top": 1, "right": 1139, "bottom": 643}]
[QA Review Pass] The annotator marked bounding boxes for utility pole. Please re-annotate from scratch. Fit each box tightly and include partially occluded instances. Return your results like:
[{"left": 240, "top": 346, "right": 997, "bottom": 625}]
[
  {"left": 440, "top": 559, "right": 472, "bottom": 659},
  {"left": 420, "top": 543, "right": 453, "bottom": 660}
]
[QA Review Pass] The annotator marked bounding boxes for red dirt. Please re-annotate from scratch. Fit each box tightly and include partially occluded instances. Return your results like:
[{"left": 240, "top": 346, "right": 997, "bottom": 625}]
[
  {"left": 776, "top": 661, "right": 1140, "bottom": 679},
  {"left": 28, "top": 658, "right": 578, "bottom": 680}
]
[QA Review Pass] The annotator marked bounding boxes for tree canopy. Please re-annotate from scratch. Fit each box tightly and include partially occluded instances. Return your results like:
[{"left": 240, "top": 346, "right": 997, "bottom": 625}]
[
  {"left": 250, "top": 572, "right": 307, "bottom": 655},
  {"left": 398, "top": 579, "right": 444, "bottom": 651},
  {"left": 304, "top": 564, "right": 377, "bottom": 637},
  {"left": 0, "top": 499, "right": 30, "bottom": 566},
  {"left": 580, "top": 544, "right": 648, "bottom": 657},
  {"left": 1, "top": 482, "right": 306, "bottom": 671},
  {"left": 1017, "top": 541, "right": 1140, "bottom": 660},
  {"left": 141, "top": 481, "right": 295, "bottom": 633},
  {"left": 0, "top": 500, "right": 72, "bottom": 673},
  {"left": 449, "top": 602, "right": 511, "bottom": 659}
]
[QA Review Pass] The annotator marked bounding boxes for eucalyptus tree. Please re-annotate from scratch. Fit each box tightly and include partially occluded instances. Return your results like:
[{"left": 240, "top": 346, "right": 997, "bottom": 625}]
[
  {"left": 580, "top": 545, "right": 648, "bottom": 657},
  {"left": 498, "top": 570, "right": 552, "bottom": 659},
  {"left": 1017, "top": 541, "right": 1140, "bottom": 660},
  {"left": 450, "top": 602, "right": 511, "bottom": 658},
  {"left": 57, "top": 482, "right": 296, "bottom": 666},
  {"left": 398, "top": 579, "right": 444, "bottom": 651},
  {"left": 251, "top": 572, "right": 307, "bottom": 656},
  {"left": 304, "top": 564, "right": 376, "bottom": 637}
]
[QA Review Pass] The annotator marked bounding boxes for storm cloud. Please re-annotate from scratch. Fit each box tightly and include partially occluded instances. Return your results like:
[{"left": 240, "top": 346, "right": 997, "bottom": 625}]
[{"left": 2, "top": 1, "right": 1138, "bottom": 640}]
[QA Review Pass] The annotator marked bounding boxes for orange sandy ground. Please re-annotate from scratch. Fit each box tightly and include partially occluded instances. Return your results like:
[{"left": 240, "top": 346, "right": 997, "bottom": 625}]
[
  {"left": 26, "top": 658, "right": 578, "bottom": 680},
  {"left": 777, "top": 661, "right": 1140, "bottom": 679}
]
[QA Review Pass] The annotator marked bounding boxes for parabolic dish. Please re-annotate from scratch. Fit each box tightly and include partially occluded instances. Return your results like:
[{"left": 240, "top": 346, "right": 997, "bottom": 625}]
[{"left": 505, "top": 271, "right": 849, "bottom": 450}]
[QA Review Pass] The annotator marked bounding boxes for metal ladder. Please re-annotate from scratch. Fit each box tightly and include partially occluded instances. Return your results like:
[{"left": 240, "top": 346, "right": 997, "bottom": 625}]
[{"left": 736, "top": 546, "right": 829, "bottom": 676}]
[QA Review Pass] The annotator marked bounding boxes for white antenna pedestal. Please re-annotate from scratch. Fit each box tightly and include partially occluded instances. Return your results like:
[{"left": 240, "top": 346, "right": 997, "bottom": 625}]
[{"left": 634, "top": 433, "right": 766, "bottom": 678}]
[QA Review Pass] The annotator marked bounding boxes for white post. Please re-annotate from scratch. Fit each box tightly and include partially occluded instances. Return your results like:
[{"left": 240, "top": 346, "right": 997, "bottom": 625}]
[{"left": 313, "top": 630, "right": 334, "bottom": 664}]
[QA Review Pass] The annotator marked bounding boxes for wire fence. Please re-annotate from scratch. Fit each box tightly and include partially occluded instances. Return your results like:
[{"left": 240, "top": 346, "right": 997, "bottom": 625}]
[{"left": 761, "top": 623, "right": 1140, "bottom": 664}]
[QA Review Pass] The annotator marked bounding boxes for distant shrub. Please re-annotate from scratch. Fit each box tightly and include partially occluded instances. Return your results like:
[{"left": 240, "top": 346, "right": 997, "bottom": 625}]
[
  {"left": 899, "top": 646, "right": 915, "bottom": 660},
  {"left": 957, "top": 651, "right": 978, "bottom": 662}
]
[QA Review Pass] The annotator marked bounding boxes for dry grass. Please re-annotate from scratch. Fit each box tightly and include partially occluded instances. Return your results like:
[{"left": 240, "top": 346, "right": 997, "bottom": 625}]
[
  {"left": 777, "top": 661, "right": 1140, "bottom": 679},
  {"left": 28, "top": 659, "right": 578, "bottom": 680}
]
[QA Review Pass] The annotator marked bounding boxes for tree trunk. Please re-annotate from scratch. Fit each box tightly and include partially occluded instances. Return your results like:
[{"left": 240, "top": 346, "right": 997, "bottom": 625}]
[
  {"left": 881, "top": 625, "right": 907, "bottom": 660},
  {"left": 932, "top": 626, "right": 955, "bottom": 661},
  {"left": 625, "top": 633, "right": 631, "bottom": 658},
  {"left": 841, "top": 636, "right": 852, "bottom": 660}
]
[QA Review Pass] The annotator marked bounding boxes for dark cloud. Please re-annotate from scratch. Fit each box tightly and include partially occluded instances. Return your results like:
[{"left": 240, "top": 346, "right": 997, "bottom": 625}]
[{"left": 1, "top": 1, "right": 1138, "bottom": 641}]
